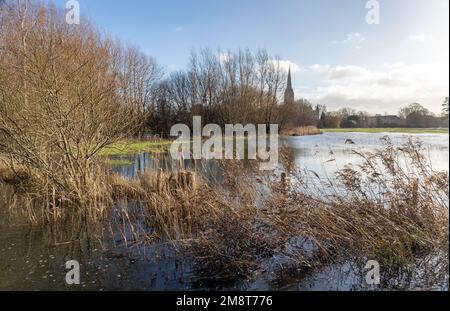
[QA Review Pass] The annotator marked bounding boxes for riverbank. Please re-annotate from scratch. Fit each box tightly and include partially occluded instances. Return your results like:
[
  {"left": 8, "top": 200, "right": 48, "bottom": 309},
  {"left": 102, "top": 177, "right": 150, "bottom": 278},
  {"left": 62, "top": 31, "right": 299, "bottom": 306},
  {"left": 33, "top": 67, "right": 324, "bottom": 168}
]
[{"left": 322, "top": 128, "right": 449, "bottom": 134}]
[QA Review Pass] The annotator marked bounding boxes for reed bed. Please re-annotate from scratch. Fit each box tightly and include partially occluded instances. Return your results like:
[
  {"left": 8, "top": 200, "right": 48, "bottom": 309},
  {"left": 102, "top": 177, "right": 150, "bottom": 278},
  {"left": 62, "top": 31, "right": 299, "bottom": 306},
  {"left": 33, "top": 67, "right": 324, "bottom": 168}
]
[
  {"left": 0, "top": 157, "right": 113, "bottom": 225},
  {"left": 1, "top": 138, "right": 448, "bottom": 285},
  {"left": 108, "top": 138, "right": 449, "bottom": 282}
]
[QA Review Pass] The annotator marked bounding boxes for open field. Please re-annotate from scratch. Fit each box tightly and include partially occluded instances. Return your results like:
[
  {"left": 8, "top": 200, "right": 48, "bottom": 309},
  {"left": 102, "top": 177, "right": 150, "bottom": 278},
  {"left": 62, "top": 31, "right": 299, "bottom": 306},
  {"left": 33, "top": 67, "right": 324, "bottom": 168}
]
[{"left": 322, "top": 128, "right": 449, "bottom": 134}]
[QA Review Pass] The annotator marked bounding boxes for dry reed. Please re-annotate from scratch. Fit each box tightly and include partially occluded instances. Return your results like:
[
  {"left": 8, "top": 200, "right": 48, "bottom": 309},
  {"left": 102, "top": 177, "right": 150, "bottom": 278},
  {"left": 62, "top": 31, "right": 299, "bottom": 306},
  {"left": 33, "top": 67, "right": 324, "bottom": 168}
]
[{"left": 116, "top": 138, "right": 449, "bottom": 281}]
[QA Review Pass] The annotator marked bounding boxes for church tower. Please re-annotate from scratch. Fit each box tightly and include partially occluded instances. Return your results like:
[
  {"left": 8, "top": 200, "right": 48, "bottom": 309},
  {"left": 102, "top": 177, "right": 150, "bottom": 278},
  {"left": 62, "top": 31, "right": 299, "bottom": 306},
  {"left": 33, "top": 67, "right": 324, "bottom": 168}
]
[{"left": 284, "top": 66, "right": 295, "bottom": 104}]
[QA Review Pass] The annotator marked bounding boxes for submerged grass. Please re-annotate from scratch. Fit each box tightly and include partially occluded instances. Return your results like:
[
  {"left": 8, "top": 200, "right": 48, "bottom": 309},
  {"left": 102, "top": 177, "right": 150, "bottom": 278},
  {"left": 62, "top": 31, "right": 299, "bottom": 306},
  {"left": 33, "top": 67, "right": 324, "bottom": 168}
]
[
  {"left": 0, "top": 156, "right": 113, "bottom": 226},
  {"left": 99, "top": 140, "right": 173, "bottom": 157}
]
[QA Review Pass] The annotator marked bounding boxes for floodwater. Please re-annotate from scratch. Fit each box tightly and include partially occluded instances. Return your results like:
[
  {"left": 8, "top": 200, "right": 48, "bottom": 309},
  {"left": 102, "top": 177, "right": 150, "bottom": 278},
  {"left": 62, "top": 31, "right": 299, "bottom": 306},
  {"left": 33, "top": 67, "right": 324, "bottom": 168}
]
[
  {"left": 1, "top": 132, "right": 448, "bottom": 291},
  {"left": 287, "top": 132, "right": 449, "bottom": 175},
  {"left": 112, "top": 132, "right": 449, "bottom": 179}
]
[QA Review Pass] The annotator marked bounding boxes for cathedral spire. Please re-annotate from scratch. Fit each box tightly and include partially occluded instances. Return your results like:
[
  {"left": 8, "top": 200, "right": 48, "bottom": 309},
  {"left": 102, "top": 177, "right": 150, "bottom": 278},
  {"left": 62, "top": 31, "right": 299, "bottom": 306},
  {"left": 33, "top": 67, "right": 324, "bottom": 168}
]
[
  {"left": 284, "top": 66, "right": 295, "bottom": 103},
  {"left": 287, "top": 66, "right": 292, "bottom": 89}
]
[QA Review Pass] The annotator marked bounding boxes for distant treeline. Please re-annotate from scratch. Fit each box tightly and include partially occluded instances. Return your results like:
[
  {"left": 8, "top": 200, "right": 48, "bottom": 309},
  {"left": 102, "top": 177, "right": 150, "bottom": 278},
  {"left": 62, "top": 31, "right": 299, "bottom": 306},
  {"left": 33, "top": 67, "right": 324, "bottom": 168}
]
[
  {"left": 130, "top": 52, "right": 450, "bottom": 135},
  {"left": 315, "top": 102, "right": 449, "bottom": 129}
]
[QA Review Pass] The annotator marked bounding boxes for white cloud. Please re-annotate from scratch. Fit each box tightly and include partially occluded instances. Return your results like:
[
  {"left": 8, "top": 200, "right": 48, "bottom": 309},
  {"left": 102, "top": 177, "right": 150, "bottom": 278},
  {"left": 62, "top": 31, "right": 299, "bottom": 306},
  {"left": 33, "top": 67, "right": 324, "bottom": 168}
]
[
  {"left": 328, "top": 66, "right": 370, "bottom": 80},
  {"left": 269, "top": 60, "right": 302, "bottom": 73},
  {"left": 408, "top": 34, "right": 427, "bottom": 42},
  {"left": 302, "top": 61, "right": 449, "bottom": 114},
  {"left": 331, "top": 32, "right": 366, "bottom": 45},
  {"left": 218, "top": 54, "right": 301, "bottom": 73},
  {"left": 309, "top": 64, "right": 331, "bottom": 73}
]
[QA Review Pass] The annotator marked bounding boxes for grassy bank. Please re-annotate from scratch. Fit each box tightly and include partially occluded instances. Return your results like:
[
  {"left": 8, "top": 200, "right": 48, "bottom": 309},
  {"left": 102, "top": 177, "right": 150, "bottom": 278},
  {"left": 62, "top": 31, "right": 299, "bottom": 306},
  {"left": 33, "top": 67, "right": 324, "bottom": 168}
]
[
  {"left": 322, "top": 128, "right": 449, "bottom": 134},
  {"left": 100, "top": 140, "right": 173, "bottom": 157}
]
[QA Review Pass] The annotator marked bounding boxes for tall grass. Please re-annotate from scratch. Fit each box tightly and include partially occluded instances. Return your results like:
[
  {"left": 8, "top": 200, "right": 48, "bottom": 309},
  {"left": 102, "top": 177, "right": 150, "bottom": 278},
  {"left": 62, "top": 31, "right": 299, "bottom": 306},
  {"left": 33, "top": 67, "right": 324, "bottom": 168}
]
[
  {"left": 107, "top": 138, "right": 448, "bottom": 281},
  {"left": 0, "top": 157, "right": 113, "bottom": 225}
]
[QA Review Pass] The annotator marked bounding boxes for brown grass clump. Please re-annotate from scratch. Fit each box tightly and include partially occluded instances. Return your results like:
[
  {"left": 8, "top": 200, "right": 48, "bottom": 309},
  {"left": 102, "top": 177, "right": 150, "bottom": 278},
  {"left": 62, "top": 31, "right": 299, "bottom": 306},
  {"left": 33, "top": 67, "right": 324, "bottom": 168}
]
[
  {"left": 110, "top": 173, "right": 145, "bottom": 200},
  {"left": 265, "top": 138, "right": 449, "bottom": 269},
  {"left": 109, "top": 169, "right": 220, "bottom": 240},
  {"left": 138, "top": 170, "right": 217, "bottom": 240},
  {"left": 1, "top": 157, "right": 113, "bottom": 225},
  {"left": 107, "top": 161, "right": 279, "bottom": 279},
  {"left": 189, "top": 206, "right": 276, "bottom": 279}
]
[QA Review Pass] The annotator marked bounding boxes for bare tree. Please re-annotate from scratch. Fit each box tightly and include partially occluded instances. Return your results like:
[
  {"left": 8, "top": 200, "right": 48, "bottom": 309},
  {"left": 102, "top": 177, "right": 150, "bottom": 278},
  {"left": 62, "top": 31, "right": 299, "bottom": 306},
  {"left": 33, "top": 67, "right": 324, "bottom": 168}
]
[
  {"left": 114, "top": 45, "right": 163, "bottom": 138},
  {"left": 150, "top": 48, "right": 287, "bottom": 133},
  {"left": 0, "top": 1, "right": 140, "bottom": 210}
]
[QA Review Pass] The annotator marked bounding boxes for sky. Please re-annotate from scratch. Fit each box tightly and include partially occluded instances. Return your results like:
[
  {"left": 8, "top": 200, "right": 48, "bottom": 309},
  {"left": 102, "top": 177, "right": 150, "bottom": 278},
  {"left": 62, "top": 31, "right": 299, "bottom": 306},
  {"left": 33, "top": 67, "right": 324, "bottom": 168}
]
[{"left": 52, "top": 0, "right": 449, "bottom": 115}]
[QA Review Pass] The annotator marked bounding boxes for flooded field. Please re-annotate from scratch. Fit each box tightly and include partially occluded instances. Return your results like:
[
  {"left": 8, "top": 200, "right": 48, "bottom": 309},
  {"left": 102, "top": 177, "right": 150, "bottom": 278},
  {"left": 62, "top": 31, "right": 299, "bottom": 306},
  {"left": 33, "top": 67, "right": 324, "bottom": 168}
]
[
  {"left": 1, "top": 132, "right": 449, "bottom": 291},
  {"left": 288, "top": 132, "right": 449, "bottom": 174}
]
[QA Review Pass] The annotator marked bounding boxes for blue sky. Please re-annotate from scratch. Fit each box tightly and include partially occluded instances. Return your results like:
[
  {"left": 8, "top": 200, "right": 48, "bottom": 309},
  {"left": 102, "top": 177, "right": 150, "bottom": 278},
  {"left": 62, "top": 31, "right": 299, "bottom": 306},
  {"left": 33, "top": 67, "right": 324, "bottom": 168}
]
[{"left": 53, "top": 0, "right": 449, "bottom": 114}]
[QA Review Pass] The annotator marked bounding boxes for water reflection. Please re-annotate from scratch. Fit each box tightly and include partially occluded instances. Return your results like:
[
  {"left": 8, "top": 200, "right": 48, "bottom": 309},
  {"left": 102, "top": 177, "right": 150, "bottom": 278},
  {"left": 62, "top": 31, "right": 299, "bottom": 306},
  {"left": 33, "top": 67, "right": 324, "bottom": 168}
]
[
  {"left": 110, "top": 153, "right": 231, "bottom": 186},
  {"left": 111, "top": 133, "right": 449, "bottom": 180}
]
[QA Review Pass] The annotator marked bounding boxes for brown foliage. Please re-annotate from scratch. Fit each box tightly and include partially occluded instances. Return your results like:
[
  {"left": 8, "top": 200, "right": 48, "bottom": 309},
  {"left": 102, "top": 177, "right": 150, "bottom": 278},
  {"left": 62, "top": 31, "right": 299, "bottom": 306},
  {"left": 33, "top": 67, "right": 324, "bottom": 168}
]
[
  {"left": 115, "top": 139, "right": 449, "bottom": 280},
  {"left": 0, "top": 1, "right": 143, "bottom": 213}
]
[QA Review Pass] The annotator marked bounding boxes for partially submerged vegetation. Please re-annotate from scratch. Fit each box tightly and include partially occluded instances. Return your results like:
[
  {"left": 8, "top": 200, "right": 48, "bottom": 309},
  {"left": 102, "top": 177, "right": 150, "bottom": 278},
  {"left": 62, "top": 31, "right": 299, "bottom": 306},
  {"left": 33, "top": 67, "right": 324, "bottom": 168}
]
[
  {"left": 100, "top": 140, "right": 173, "bottom": 157},
  {"left": 1, "top": 133, "right": 448, "bottom": 287},
  {"left": 104, "top": 139, "right": 449, "bottom": 283},
  {"left": 0, "top": 1, "right": 148, "bottom": 218},
  {"left": 193, "top": 139, "right": 447, "bottom": 282}
]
